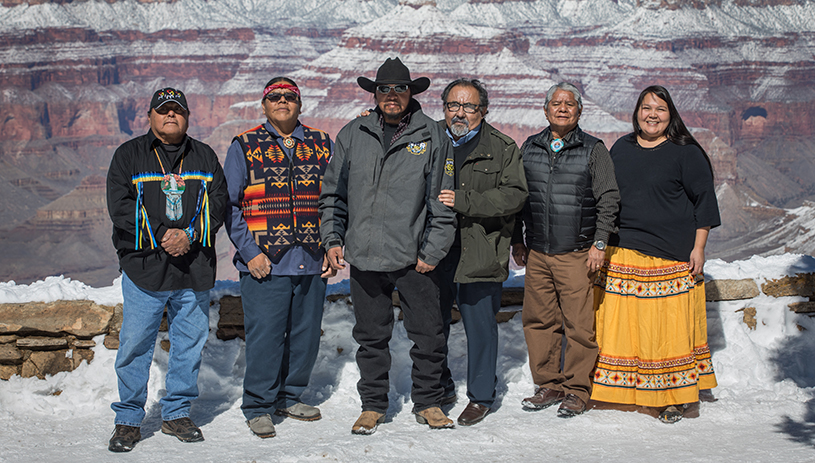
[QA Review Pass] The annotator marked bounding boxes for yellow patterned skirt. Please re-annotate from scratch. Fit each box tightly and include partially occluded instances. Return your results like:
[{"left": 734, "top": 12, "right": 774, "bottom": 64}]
[{"left": 590, "top": 247, "right": 717, "bottom": 407}]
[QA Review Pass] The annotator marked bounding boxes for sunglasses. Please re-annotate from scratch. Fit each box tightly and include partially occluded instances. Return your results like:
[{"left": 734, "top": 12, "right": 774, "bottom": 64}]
[
  {"left": 444, "top": 102, "right": 481, "bottom": 114},
  {"left": 265, "top": 92, "right": 299, "bottom": 103},
  {"left": 154, "top": 105, "right": 187, "bottom": 115},
  {"left": 376, "top": 84, "right": 409, "bottom": 94}
]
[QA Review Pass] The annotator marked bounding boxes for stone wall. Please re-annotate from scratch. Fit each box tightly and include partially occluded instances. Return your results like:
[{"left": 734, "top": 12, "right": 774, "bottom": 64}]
[
  {"left": 1, "top": 274, "right": 813, "bottom": 380},
  {"left": 0, "top": 300, "right": 116, "bottom": 380}
]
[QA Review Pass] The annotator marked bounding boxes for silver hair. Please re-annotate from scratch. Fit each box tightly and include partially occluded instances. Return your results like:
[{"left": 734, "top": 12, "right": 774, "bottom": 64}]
[{"left": 544, "top": 82, "right": 583, "bottom": 111}]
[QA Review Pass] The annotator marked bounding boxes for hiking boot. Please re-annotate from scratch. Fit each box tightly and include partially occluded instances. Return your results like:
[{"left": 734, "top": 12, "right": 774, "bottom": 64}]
[
  {"left": 108, "top": 425, "right": 140, "bottom": 452},
  {"left": 351, "top": 411, "right": 385, "bottom": 435},
  {"left": 557, "top": 394, "right": 586, "bottom": 417},
  {"left": 247, "top": 414, "right": 276, "bottom": 438},
  {"left": 161, "top": 417, "right": 204, "bottom": 442},
  {"left": 414, "top": 406, "right": 455, "bottom": 429},
  {"left": 658, "top": 405, "right": 685, "bottom": 424},
  {"left": 275, "top": 402, "right": 321, "bottom": 421},
  {"left": 521, "top": 387, "right": 565, "bottom": 410}
]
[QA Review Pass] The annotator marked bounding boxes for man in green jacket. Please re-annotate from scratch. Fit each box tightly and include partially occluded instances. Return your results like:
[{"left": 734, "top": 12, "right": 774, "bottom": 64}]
[{"left": 436, "top": 78, "right": 528, "bottom": 426}]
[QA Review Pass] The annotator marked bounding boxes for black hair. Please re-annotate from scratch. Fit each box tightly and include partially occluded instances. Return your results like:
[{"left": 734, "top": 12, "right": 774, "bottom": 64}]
[
  {"left": 263, "top": 77, "right": 301, "bottom": 103},
  {"left": 440, "top": 78, "right": 489, "bottom": 110}
]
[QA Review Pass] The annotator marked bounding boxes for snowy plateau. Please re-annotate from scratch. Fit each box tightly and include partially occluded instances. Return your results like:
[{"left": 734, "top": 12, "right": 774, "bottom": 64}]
[{"left": 0, "top": 254, "right": 815, "bottom": 462}]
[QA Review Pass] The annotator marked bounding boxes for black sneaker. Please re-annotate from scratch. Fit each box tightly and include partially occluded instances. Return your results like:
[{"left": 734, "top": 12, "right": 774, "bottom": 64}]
[
  {"left": 108, "top": 425, "right": 140, "bottom": 452},
  {"left": 161, "top": 417, "right": 204, "bottom": 442}
]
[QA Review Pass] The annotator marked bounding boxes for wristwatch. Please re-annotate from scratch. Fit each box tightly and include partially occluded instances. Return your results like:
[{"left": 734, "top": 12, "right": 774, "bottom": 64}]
[{"left": 593, "top": 240, "right": 606, "bottom": 251}]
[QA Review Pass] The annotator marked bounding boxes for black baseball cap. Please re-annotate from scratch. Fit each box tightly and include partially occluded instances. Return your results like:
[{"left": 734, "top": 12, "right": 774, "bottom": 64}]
[{"left": 150, "top": 87, "right": 188, "bottom": 112}]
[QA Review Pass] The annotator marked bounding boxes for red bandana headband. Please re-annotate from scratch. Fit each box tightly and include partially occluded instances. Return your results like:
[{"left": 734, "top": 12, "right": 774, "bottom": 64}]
[{"left": 263, "top": 83, "right": 300, "bottom": 99}]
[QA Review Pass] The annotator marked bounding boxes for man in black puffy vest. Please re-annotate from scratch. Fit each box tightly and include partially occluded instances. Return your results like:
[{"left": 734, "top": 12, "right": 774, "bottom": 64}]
[{"left": 511, "top": 82, "right": 620, "bottom": 417}]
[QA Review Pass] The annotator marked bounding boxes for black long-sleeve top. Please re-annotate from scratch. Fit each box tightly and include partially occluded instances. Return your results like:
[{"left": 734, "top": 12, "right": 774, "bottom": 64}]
[
  {"left": 106, "top": 130, "right": 227, "bottom": 292},
  {"left": 609, "top": 134, "right": 720, "bottom": 262}
]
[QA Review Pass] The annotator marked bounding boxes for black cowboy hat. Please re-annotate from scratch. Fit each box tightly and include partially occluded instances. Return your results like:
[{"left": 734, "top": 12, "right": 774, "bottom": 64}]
[{"left": 357, "top": 57, "right": 431, "bottom": 95}]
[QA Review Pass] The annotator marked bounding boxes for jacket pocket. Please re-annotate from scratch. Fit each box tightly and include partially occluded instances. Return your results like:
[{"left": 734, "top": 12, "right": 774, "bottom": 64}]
[
  {"left": 462, "top": 223, "right": 502, "bottom": 279},
  {"left": 470, "top": 157, "right": 501, "bottom": 189}
]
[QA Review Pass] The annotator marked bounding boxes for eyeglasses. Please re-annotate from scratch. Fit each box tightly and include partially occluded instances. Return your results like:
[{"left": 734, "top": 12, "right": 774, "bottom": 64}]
[
  {"left": 266, "top": 92, "right": 299, "bottom": 103},
  {"left": 154, "top": 105, "right": 187, "bottom": 116},
  {"left": 376, "top": 84, "right": 409, "bottom": 94},
  {"left": 444, "top": 102, "right": 481, "bottom": 114}
]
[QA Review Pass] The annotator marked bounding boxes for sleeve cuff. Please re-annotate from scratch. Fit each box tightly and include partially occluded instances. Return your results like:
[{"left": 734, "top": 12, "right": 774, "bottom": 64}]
[
  {"left": 240, "top": 246, "right": 263, "bottom": 265},
  {"left": 324, "top": 239, "right": 343, "bottom": 249},
  {"left": 594, "top": 230, "right": 611, "bottom": 243}
]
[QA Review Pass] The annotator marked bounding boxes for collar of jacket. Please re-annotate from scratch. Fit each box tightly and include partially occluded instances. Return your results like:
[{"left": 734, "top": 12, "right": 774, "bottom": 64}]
[
  {"left": 438, "top": 119, "right": 492, "bottom": 162},
  {"left": 531, "top": 125, "right": 586, "bottom": 153}
]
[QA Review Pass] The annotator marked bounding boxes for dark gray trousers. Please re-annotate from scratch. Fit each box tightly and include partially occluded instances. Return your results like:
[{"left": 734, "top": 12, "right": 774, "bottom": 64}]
[{"left": 350, "top": 265, "right": 446, "bottom": 414}]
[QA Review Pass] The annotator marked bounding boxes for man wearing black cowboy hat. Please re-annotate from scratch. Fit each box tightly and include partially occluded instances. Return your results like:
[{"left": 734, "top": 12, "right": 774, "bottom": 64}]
[{"left": 320, "top": 57, "right": 456, "bottom": 435}]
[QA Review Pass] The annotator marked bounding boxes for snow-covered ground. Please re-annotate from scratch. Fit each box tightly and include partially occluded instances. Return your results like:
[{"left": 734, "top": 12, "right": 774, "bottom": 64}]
[{"left": 1, "top": 254, "right": 814, "bottom": 462}]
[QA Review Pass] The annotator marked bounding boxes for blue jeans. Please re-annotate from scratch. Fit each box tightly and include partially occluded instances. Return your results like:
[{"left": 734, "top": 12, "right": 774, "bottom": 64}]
[
  {"left": 240, "top": 273, "right": 326, "bottom": 419},
  {"left": 438, "top": 248, "right": 502, "bottom": 407},
  {"left": 112, "top": 273, "right": 210, "bottom": 427}
]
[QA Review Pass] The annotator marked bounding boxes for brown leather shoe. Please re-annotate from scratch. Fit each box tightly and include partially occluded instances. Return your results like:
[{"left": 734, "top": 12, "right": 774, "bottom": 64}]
[
  {"left": 521, "top": 387, "right": 565, "bottom": 410},
  {"left": 457, "top": 402, "right": 490, "bottom": 426},
  {"left": 351, "top": 411, "right": 385, "bottom": 435},
  {"left": 414, "top": 406, "right": 455, "bottom": 429},
  {"left": 557, "top": 394, "right": 586, "bottom": 417}
]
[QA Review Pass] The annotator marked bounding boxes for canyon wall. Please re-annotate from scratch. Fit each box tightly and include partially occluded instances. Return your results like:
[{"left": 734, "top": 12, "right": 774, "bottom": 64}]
[{"left": 1, "top": 0, "right": 814, "bottom": 284}]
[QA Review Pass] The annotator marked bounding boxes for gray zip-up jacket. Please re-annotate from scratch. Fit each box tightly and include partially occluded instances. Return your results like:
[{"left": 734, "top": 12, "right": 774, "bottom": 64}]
[{"left": 319, "top": 101, "right": 456, "bottom": 272}]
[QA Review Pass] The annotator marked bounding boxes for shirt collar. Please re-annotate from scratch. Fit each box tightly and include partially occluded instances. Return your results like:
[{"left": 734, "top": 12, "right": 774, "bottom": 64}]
[
  {"left": 264, "top": 120, "right": 304, "bottom": 142},
  {"left": 446, "top": 121, "right": 482, "bottom": 147}
]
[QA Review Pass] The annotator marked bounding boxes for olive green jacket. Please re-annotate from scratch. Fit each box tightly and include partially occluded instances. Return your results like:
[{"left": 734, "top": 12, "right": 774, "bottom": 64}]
[{"left": 445, "top": 121, "right": 528, "bottom": 283}]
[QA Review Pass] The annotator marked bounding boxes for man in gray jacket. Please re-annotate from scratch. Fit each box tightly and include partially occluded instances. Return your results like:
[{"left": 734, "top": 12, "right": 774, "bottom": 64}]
[{"left": 320, "top": 57, "right": 456, "bottom": 435}]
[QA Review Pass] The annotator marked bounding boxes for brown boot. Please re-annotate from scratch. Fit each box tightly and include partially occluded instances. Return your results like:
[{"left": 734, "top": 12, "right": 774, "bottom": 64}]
[
  {"left": 414, "top": 406, "right": 455, "bottom": 429},
  {"left": 556, "top": 394, "right": 587, "bottom": 417},
  {"left": 521, "top": 387, "right": 565, "bottom": 411},
  {"left": 351, "top": 411, "right": 385, "bottom": 435}
]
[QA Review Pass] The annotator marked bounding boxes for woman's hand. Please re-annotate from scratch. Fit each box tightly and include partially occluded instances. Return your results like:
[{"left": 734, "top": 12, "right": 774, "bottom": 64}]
[
  {"left": 689, "top": 247, "right": 705, "bottom": 276},
  {"left": 689, "top": 227, "right": 711, "bottom": 276}
]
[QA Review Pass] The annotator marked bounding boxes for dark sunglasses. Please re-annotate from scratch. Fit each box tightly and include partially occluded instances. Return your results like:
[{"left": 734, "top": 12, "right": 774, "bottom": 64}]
[
  {"left": 265, "top": 92, "right": 299, "bottom": 103},
  {"left": 154, "top": 105, "right": 187, "bottom": 115},
  {"left": 444, "top": 102, "right": 481, "bottom": 114},
  {"left": 376, "top": 84, "right": 409, "bottom": 94}
]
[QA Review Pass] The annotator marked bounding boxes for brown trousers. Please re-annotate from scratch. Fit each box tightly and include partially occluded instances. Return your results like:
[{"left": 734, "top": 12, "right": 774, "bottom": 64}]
[{"left": 522, "top": 248, "right": 598, "bottom": 403}]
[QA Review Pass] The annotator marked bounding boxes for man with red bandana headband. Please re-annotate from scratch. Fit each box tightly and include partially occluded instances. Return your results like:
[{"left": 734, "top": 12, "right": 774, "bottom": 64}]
[{"left": 224, "top": 77, "right": 335, "bottom": 439}]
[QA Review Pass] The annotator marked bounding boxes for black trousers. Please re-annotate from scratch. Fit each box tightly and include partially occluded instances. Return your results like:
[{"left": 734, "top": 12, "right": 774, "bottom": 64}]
[{"left": 350, "top": 265, "right": 446, "bottom": 414}]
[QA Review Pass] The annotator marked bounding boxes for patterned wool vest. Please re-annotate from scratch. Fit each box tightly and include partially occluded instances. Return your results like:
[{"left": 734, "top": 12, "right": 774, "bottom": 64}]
[{"left": 235, "top": 124, "right": 331, "bottom": 261}]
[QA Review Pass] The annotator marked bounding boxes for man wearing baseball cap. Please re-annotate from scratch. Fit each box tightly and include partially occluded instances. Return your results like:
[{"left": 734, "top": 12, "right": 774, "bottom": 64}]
[
  {"left": 106, "top": 87, "right": 227, "bottom": 452},
  {"left": 320, "top": 57, "right": 456, "bottom": 434}
]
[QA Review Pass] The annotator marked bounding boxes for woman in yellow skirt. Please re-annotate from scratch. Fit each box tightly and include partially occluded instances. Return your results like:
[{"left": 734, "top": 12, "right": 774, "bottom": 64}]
[{"left": 591, "top": 85, "right": 720, "bottom": 423}]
